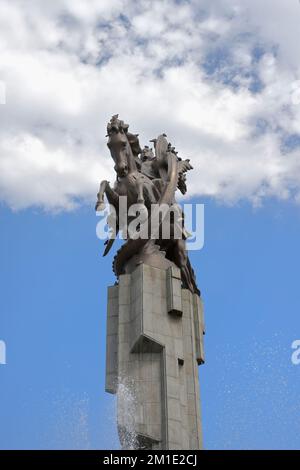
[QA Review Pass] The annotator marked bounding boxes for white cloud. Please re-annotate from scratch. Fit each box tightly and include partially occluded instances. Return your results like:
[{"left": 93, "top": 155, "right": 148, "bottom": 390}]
[{"left": 0, "top": 0, "right": 300, "bottom": 210}]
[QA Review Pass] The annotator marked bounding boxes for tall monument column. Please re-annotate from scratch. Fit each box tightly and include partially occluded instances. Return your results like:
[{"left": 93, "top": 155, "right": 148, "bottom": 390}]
[
  {"left": 105, "top": 263, "right": 205, "bottom": 450},
  {"left": 96, "top": 115, "right": 205, "bottom": 450}
]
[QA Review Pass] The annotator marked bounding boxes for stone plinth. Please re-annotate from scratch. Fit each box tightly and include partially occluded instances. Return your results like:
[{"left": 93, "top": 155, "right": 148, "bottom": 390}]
[{"left": 105, "top": 263, "right": 205, "bottom": 450}]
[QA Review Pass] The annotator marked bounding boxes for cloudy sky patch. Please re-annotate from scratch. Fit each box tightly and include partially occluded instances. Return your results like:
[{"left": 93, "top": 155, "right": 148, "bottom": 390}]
[{"left": 0, "top": 0, "right": 300, "bottom": 210}]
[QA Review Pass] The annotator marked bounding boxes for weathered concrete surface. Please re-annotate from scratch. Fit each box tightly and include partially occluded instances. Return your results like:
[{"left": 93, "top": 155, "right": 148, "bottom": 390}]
[{"left": 105, "top": 263, "right": 205, "bottom": 450}]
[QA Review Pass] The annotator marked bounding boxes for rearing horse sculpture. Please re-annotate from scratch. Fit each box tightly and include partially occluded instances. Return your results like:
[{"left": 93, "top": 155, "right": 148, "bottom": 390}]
[{"left": 95, "top": 115, "right": 199, "bottom": 295}]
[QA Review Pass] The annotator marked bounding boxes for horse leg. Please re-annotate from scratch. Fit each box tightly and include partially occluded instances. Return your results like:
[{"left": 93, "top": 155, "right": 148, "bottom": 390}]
[
  {"left": 105, "top": 183, "right": 119, "bottom": 208},
  {"left": 95, "top": 181, "right": 119, "bottom": 211},
  {"left": 95, "top": 180, "right": 108, "bottom": 211}
]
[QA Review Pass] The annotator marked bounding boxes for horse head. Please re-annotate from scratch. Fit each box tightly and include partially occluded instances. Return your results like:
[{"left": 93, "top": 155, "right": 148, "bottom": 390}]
[{"left": 106, "top": 115, "right": 138, "bottom": 178}]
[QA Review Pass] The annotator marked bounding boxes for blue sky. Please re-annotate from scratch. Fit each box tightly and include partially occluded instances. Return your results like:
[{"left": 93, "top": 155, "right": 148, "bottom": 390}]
[
  {"left": 1, "top": 198, "right": 300, "bottom": 449},
  {"left": 1, "top": 0, "right": 300, "bottom": 210},
  {"left": 1, "top": 0, "right": 300, "bottom": 450}
]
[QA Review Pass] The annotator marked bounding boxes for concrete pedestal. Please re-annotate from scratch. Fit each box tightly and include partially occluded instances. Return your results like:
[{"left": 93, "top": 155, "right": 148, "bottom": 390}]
[{"left": 105, "top": 263, "right": 205, "bottom": 450}]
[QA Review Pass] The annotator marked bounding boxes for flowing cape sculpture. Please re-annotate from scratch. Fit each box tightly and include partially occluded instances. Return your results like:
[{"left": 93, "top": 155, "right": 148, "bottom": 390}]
[{"left": 95, "top": 115, "right": 199, "bottom": 295}]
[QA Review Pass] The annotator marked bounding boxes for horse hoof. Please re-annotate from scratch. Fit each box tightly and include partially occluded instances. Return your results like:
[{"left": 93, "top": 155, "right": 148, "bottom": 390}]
[{"left": 95, "top": 201, "right": 106, "bottom": 212}]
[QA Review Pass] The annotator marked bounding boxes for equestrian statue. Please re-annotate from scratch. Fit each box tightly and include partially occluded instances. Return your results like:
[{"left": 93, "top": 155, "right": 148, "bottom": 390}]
[{"left": 95, "top": 115, "right": 199, "bottom": 295}]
